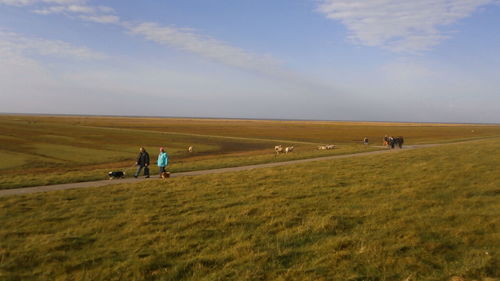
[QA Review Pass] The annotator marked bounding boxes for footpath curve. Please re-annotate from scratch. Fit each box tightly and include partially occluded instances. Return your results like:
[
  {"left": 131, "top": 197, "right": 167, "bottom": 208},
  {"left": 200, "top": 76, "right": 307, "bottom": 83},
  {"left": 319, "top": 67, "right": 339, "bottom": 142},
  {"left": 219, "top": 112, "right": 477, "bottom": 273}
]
[{"left": 0, "top": 143, "right": 445, "bottom": 197}]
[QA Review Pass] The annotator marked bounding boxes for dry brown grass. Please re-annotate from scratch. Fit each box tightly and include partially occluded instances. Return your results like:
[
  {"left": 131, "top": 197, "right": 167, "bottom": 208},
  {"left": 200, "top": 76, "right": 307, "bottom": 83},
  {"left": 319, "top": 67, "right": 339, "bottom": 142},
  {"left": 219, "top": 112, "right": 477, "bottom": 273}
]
[
  {"left": 1, "top": 114, "right": 499, "bottom": 189},
  {"left": 0, "top": 138, "right": 498, "bottom": 281}
]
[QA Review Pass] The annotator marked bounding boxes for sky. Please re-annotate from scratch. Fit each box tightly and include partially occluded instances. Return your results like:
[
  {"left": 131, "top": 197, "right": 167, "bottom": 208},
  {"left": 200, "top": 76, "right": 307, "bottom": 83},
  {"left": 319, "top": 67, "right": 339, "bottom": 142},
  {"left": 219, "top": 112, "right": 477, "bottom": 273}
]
[{"left": 0, "top": 0, "right": 499, "bottom": 123}]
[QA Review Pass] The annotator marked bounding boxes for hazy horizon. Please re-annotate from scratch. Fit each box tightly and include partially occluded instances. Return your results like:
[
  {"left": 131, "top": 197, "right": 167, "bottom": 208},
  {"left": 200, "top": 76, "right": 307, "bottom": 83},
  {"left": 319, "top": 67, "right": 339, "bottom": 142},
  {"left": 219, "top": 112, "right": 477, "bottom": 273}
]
[
  {"left": 1, "top": 0, "right": 500, "bottom": 123},
  {"left": 2, "top": 112, "right": 500, "bottom": 125}
]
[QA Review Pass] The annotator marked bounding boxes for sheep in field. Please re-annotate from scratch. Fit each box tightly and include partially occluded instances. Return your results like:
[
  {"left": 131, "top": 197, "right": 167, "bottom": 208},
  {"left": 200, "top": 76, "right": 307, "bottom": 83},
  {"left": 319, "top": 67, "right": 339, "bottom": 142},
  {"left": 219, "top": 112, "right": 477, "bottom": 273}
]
[
  {"left": 318, "top": 144, "right": 336, "bottom": 150},
  {"left": 274, "top": 145, "right": 283, "bottom": 155}
]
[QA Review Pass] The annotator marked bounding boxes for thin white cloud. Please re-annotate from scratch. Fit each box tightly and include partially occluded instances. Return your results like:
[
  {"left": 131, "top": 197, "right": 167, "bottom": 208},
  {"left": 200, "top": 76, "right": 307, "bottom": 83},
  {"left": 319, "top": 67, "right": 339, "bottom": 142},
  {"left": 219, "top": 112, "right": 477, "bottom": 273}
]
[
  {"left": 32, "top": 3, "right": 115, "bottom": 15},
  {"left": 33, "top": 4, "right": 94, "bottom": 14},
  {"left": 0, "top": 0, "right": 85, "bottom": 6},
  {"left": 78, "top": 14, "right": 119, "bottom": 24},
  {"left": 317, "top": 0, "right": 497, "bottom": 52},
  {"left": 4, "top": 0, "right": 288, "bottom": 77},
  {"left": 128, "top": 22, "right": 285, "bottom": 76},
  {"left": 35, "top": 3, "right": 119, "bottom": 23},
  {"left": 0, "top": 30, "right": 107, "bottom": 60},
  {"left": 0, "top": 0, "right": 34, "bottom": 6},
  {"left": 1, "top": 0, "right": 118, "bottom": 24}
]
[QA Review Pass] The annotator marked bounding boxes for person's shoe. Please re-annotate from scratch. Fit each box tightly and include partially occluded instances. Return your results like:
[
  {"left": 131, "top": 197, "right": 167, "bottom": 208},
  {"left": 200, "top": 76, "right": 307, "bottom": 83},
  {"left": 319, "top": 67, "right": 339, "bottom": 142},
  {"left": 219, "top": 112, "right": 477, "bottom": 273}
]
[
  {"left": 145, "top": 176, "right": 150, "bottom": 178},
  {"left": 134, "top": 175, "right": 138, "bottom": 178}
]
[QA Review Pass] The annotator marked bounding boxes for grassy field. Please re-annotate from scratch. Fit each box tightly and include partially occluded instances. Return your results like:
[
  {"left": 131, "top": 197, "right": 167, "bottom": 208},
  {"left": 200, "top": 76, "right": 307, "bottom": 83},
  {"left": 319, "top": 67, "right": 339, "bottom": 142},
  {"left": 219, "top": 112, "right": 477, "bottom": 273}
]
[
  {"left": 0, "top": 138, "right": 498, "bottom": 280},
  {"left": 1, "top": 115, "right": 499, "bottom": 189},
  {"left": 23, "top": 115, "right": 500, "bottom": 143}
]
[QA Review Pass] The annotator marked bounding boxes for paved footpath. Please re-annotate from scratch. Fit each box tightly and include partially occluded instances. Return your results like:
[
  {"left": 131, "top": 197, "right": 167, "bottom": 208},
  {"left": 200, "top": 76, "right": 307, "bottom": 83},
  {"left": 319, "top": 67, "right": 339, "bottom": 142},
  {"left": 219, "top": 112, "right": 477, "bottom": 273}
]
[{"left": 0, "top": 143, "right": 444, "bottom": 197}]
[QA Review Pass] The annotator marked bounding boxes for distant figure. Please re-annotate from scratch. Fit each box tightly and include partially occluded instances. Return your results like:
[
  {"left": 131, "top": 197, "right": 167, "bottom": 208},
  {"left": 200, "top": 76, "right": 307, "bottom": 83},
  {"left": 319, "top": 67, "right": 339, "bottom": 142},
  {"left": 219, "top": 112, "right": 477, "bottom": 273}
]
[
  {"left": 389, "top": 136, "right": 395, "bottom": 149},
  {"left": 274, "top": 145, "right": 283, "bottom": 155},
  {"left": 134, "top": 147, "right": 150, "bottom": 178},
  {"left": 188, "top": 146, "right": 193, "bottom": 153},
  {"left": 384, "top": 135, "right": 395, "bottom": 148},
  {"left": 363, "top": 137, "right": 368, "bottom": 145},
  {"left": 395, "top": 136, "right": 404, "bottom": 148},
  {"left": 157, "top": 147, "right": 169, "bottom": 177}
]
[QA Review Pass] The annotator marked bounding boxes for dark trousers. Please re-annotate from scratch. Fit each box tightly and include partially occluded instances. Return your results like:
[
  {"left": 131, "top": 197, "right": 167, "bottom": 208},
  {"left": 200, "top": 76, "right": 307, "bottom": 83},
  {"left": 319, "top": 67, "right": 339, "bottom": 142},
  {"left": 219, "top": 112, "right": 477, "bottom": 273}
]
[
  {"left": 135, "top": 165, "right": 149, "bottom": 176},
  {"left": 159, "top": 166, "right": 166, "bottom": 175}
]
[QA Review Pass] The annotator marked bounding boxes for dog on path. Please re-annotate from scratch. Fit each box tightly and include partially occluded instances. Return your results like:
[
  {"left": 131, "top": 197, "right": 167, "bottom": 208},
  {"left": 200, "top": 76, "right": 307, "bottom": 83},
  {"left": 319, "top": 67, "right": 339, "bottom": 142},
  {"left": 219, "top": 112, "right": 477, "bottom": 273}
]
[
  {"left": 160, "top": 171, "right": 170, "bottom": 179},
  {"left": 108, "top": 171, "right": 125, "bottom": 179}
]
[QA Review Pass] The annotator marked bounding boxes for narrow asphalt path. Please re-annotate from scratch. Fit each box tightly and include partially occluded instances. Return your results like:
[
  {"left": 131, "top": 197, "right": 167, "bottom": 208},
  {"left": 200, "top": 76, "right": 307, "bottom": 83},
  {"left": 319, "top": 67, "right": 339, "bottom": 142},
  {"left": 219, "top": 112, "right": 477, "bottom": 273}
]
[{"left": 0, "top": 144, "right": 442, "bottom": 197}]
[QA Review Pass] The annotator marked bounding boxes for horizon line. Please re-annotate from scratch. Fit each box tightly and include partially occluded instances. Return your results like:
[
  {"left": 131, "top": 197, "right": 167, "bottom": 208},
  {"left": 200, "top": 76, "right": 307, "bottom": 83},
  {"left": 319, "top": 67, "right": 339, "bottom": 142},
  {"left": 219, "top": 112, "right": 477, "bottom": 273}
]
[{"left": 0, "top": 112, "right": 499, "bottom": 126}]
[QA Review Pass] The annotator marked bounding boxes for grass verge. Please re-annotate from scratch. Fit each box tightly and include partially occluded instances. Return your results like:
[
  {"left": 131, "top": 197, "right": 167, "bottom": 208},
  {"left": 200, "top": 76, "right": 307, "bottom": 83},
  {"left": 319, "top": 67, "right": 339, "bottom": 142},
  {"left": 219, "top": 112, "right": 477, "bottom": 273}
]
[{"left": 0, "top": 139, "right": 498, "bottom": 280}]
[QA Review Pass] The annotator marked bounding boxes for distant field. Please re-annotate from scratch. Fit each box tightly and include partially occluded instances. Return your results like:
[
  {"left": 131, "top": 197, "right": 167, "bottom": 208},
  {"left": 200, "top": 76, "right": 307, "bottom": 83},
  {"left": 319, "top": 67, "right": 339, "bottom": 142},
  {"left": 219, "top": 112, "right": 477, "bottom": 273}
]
[
  {"left": 10, "top": 115, "right": 500, "bottom": 144},
  {"left": 0, "top": 137, "right": 498, "bottom": 281},
  {"left": 1, "top": 115, "right": 499, "bottom": 189}
]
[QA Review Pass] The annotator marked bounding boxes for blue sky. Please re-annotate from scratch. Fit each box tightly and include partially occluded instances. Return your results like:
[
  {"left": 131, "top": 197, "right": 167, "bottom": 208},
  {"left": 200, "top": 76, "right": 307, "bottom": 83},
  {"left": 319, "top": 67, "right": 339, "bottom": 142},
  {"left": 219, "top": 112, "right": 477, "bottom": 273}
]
[{"left": 0, "top": 0, "right": 499, "bottom": 123}]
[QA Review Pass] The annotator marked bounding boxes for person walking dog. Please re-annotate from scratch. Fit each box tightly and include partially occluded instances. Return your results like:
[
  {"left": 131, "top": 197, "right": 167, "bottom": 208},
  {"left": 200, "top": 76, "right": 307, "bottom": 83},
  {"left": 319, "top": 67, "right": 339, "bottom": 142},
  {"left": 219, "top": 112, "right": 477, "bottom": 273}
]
[
  {"left": 157, "top": 146, "right": 169, "bottom": 176},
  {"left": 134, "top": 147, "right": 150, "bottom": 178}
]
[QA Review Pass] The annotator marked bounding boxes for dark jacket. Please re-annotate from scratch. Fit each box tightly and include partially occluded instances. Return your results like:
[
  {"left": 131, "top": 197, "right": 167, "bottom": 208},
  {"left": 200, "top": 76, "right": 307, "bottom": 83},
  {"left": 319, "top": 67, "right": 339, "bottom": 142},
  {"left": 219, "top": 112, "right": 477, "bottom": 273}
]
[{"left": 136, "top": 151, "right": 150, "bottom": 166}]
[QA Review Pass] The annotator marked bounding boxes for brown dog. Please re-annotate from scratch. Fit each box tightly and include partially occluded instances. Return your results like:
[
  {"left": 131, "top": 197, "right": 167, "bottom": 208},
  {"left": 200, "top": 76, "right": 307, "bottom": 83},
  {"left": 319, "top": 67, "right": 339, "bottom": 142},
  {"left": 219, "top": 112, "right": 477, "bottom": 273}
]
[{"left": 160, "top": 171, "right": 170, "bottom": 179}]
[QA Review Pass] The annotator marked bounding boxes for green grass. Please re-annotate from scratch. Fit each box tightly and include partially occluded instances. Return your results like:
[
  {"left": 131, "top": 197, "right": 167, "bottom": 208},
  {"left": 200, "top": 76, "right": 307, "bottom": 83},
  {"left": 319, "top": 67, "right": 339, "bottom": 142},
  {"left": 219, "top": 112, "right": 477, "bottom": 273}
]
[
  {"left": 0, "top": 138, "right": 498, "bottom": 281},
  {"left": 0, "top": 144, "right": 378, "bottom": 189},
  {"left": 1, "top": 114, "right": 499, "bottom": 189},
  {"left": 0, "top": 116, "right": 274, "bottom": 188}
]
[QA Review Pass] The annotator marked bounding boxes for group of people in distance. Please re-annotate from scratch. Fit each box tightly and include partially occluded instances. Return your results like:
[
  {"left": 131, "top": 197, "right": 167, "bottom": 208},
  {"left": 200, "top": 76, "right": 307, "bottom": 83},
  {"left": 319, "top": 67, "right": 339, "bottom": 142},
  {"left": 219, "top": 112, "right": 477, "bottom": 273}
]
[
  {"left": 134, "top": 147, "right": 168, "bottom": 178},
  {"left": 383, "top": 135, "right": 404, "bottom": 149},
  {"left": 363, "top": 136, "right": 405, "bottom": 149}
]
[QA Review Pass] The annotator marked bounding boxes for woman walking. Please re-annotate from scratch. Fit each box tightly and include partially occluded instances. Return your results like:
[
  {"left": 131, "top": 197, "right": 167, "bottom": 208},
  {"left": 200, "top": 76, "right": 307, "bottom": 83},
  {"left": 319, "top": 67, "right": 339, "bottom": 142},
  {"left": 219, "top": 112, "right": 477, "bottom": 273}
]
[{"left": 157, "top": 146, "right": 169, "bottom": 177}]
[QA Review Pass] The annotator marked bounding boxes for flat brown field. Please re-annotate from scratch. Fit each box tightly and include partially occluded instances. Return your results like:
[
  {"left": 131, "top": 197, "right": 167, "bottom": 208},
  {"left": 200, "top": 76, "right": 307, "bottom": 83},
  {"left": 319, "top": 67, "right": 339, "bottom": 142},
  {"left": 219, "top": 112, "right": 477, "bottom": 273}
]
[{"left": 1, "top": 114, "right": 499, "bottom": 189}]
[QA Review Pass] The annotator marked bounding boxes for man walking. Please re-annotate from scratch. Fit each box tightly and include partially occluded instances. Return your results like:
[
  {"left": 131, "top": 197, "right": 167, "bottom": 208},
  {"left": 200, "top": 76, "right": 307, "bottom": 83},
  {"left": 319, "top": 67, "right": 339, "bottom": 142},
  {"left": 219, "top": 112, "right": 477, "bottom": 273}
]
[{"left": 134, "top": 147, "right": 150, "bottom": 178}]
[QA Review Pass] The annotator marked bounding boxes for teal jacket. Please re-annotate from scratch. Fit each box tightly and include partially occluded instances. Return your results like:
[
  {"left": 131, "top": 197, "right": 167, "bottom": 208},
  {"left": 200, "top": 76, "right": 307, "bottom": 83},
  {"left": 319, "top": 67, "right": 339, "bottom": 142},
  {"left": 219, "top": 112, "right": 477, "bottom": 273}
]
[{"left": 157, "top": 152, "right": 168, "bottom": 167}]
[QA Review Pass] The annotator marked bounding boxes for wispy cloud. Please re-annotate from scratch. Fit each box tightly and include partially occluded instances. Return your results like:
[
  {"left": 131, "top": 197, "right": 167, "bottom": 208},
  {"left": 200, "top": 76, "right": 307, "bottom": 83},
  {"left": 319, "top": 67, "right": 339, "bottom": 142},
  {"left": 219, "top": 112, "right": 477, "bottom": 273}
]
[
  {"left": 3, "top": 0, "right": 289, "bottom": 77},
  {"left": 0, "top": 0, "right": 119, "bottom": 24},
  {"left": 128, "top": 22, "right": 286, "bottom": 76},
  {"left": 2, "top": 0, "right": 295, "bottom": 77},
  {"left": 317, "top": 0, "right": 497, "bottom": 52},
  {"left": 0, "top": 30, "right": 107, "bottom": 61},
  {"left": 0, "top": 0, "right": 86, "bottom": 6},
  {"left": 33, "top": 4, "right": 94, "bottom": 14},
  {"left": 0, "top": 0, "right": 34, "bottom": 6},
  {"left": 78, "top": 14, "right": 119, "bottom": 24}
]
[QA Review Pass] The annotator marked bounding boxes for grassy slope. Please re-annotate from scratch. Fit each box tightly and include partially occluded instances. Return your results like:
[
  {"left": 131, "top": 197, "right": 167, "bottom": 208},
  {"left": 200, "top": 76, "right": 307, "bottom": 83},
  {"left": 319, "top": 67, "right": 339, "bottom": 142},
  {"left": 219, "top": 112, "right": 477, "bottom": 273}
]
[{"left": 0, "top": 138, "right": 498, "bottom": 281}]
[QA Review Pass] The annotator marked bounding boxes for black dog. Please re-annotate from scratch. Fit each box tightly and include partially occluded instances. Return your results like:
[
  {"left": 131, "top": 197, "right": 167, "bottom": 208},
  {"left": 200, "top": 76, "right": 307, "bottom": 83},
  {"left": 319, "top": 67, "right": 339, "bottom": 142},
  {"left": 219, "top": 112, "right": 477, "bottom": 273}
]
[{"left": 108, "top": 171, "right": 125, "bottom": 179}]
